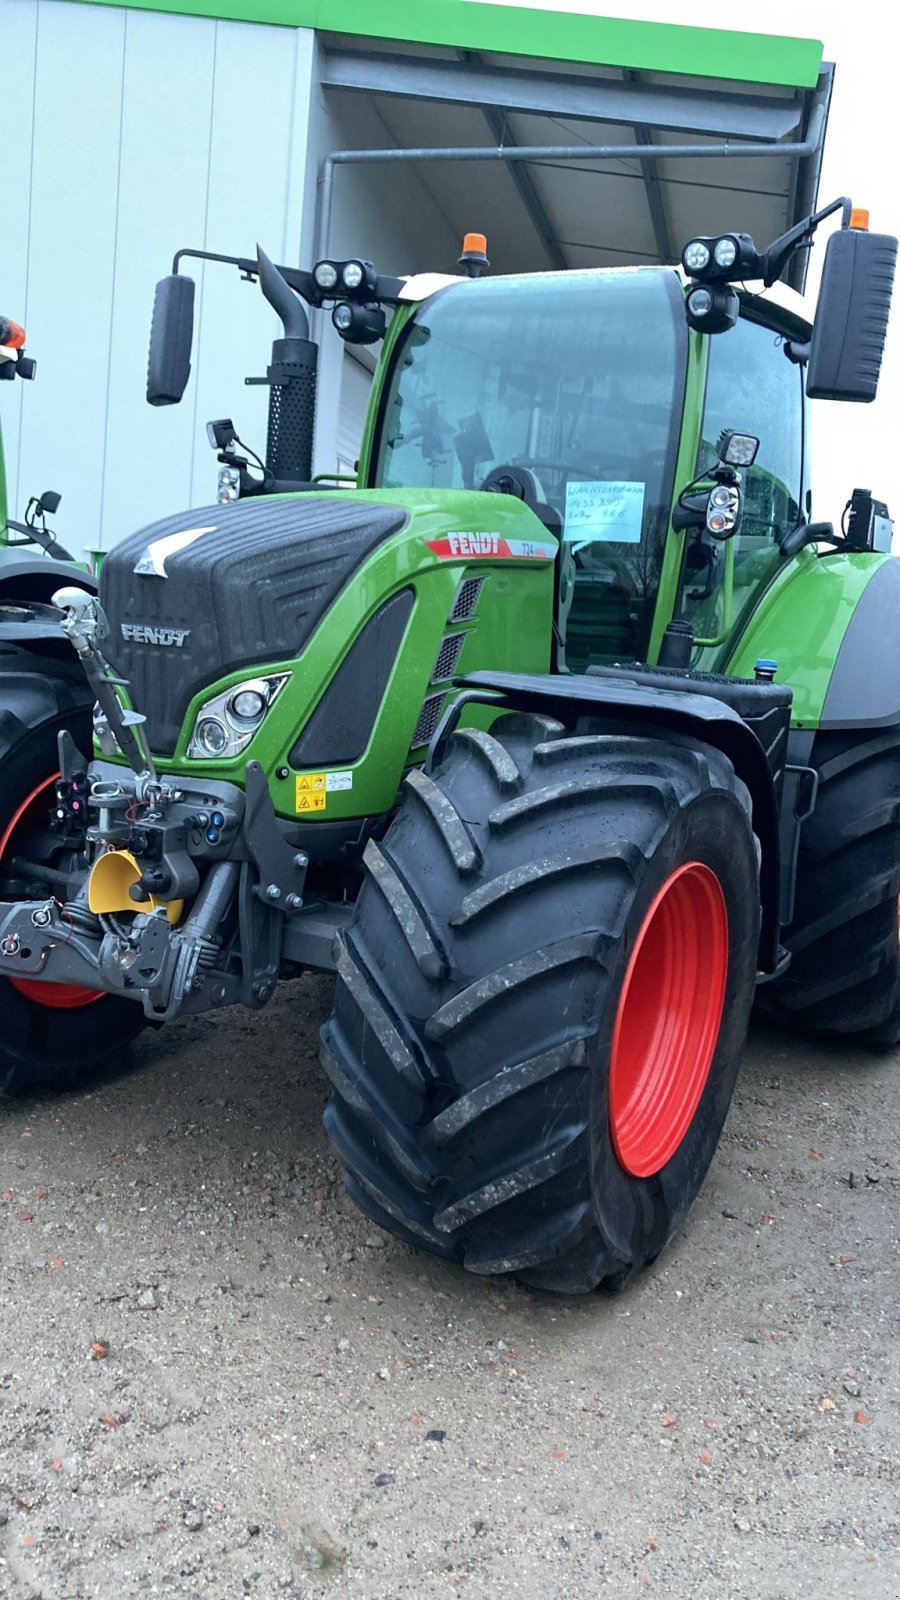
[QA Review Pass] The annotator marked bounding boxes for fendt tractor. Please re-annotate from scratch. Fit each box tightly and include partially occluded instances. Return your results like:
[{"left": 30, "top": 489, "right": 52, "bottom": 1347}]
[{"left": 0, "top": 200, "right": 896, "bottom": 1293}]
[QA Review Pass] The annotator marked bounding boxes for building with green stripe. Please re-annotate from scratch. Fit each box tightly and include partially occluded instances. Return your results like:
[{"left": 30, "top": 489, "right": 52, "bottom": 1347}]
[{"left": 1, "top": 0, "right": 825, "bottom": 558}]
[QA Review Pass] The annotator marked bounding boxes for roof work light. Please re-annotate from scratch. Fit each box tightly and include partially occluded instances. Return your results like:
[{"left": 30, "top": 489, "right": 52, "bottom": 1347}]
[
  {"left": 680, "top": 232, "right": 763, "bottom": 282},
  {"left": 312, "top": 258, "right": 377, "bottom": 299}
]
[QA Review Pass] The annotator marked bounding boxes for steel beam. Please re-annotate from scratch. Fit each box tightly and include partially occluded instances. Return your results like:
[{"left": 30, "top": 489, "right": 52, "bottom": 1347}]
[
  {"left": 784, "top": 67, "right": 834, "bottom": 291},
  {"left": 623, "top": 69, "right": 673, "bottom": 264},
  {"left": 476, "top": 106, "right": 567, "bottom": 271},
  {"left": 456, "top": 47, "right": 567, "bottom": 273},
  {"left": 314, "top": 109, "right": 828, "bottom": 269},
  {"left": 321, "top": 48, "right": 807, "bottom": 143}
]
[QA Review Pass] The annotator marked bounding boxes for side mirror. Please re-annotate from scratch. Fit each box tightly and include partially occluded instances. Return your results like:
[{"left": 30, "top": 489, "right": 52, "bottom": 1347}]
[
  {"left": 147, "top": 274, "right": 195, "bottom": 406},
  {"left": 807, "top": 225, "right": 897, "bottom": 402}
]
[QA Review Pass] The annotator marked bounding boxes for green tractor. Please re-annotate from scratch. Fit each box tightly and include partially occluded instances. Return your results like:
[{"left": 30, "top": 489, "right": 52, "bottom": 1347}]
[
  {"left": 0, "top": 311, "right": 107, "bottom": 998},
  {"left": 0, "top": 314, "right": 90, "bottom": 594},
  {"left": 0, "top": 201, "right": 896, "bottom": 1293}
]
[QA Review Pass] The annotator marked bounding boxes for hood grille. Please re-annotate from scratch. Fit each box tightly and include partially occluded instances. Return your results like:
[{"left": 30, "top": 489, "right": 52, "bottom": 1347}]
[{"left": 100, "top": 496, "right": 407, "bottom": 755}]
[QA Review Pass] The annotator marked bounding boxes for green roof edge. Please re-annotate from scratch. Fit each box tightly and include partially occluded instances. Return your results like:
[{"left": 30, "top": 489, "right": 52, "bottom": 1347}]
[{"left": 64, "top": 0, "right": 824, "bottom": 89}]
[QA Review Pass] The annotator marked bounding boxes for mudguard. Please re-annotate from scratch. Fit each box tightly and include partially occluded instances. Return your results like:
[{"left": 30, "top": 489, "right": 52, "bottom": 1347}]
[
  {"left": 0, "top": 550, "right": 96, "bottom": 599},
  {"left": 0, "top": 551, "right": 95, "bottom": 647},
  {"left": 461, "top": 669, "right": 785, "bottom": 975}
]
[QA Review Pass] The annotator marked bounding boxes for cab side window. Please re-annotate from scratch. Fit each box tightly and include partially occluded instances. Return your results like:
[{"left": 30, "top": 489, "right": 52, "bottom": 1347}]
[{"left": 699, "top": 313, "right": 804, "bottom": 548}]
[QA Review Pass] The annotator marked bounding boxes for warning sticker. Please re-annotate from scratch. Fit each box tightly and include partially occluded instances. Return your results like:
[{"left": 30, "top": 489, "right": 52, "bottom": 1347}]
[{"left": 295, "top": 771, "right": 354, "bottom": 811}]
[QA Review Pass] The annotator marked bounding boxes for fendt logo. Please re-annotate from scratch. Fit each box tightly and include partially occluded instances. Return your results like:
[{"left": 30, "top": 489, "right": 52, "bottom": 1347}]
[
  {"left": 121, "top": 623, "right": 190, "bottom": 648},
  {"left": 426, "top": 531, "right": 556, "bottom": 561}
]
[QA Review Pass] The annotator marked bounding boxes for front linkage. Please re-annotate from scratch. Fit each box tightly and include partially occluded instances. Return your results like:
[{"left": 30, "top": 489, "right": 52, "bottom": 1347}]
[{"left": 0, "top": 589, "right": 308, "bottom": 1021}]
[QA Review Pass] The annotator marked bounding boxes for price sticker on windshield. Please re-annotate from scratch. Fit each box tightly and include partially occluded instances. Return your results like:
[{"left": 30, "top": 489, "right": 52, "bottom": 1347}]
[{"left": 564, "top": 480, "right": 645, "bottom": 548}]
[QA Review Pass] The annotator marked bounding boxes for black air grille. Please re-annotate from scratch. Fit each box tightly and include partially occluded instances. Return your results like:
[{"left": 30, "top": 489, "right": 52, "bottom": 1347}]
[
  {"left": 411, "top": 693, "right": 445, "bottom": 748},
  {"left": 450, "top": 577, "right": 483, "bottom": 621},
  {"left": 290, "top": 589, "right": 414, "bottom": 769},
  {"left": 431, "top": 632, "right": 466, "bottom": 684}
]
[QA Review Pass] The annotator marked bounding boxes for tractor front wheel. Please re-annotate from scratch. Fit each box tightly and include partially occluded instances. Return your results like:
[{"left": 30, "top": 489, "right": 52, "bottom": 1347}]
[{"left": 321, "top": 715, "right": 760, "bottom": 1292}]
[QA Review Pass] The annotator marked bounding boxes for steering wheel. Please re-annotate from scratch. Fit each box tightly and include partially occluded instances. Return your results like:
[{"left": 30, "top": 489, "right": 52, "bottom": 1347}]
[{"left": 510, "top": 455, "right": 603, "bottom": 487}]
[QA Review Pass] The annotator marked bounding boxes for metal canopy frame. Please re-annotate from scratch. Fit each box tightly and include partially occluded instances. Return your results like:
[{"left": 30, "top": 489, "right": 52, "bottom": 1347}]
[
  {"left": 320, "top": 48, "right": 817, "bottom": 143},
  {"left": 315, "top": 46, "right": 833, "bottom": 291}
]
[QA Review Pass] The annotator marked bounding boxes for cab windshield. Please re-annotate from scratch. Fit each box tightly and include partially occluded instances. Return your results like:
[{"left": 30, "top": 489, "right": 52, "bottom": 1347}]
[{"left": 373, "top": 269, "right": 687, "bottom": 666}]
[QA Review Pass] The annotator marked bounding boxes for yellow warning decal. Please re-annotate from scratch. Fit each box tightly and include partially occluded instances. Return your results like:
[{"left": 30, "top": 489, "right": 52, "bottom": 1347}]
[
  {"left": 294, "top": 770, "right": 353, "bottom": 812},
  {"left": 295, "top": 788, "right": 327, "bottom": 812}
]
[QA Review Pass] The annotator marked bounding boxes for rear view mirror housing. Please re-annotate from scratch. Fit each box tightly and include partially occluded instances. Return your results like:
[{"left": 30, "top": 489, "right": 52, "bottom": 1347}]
[
  {"left": 147, "top": 274, "right": 195, "bottom": 406},
  {"left": 807, "top": 225, "right": 897, "bottom": 402}
]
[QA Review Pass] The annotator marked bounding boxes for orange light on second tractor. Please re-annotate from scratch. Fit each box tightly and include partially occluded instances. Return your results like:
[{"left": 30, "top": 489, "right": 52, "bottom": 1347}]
[
  {"left": 0, "top": 317, "right": 26, "bottom": 348},
  {"left": 849, "top": 207, "right": 870, "bottom": 230}
]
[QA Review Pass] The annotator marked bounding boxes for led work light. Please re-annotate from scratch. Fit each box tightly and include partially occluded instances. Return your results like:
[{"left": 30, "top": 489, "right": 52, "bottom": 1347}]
[{"left": 312, "top": 259, "right": 377, "bottom": 300}]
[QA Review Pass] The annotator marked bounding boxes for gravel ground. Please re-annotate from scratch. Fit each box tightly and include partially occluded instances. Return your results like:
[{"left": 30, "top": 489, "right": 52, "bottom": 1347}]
[{"left": 0, "top": 976, "right": 898, "bottom": 1600}]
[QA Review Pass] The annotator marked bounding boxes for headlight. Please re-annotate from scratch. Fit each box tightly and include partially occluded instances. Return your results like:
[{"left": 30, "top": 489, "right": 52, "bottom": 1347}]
[
  {"left": 313, "top": 261, "right": 339, "bottom": 291},
  {"left": 686, "top": 286, "right": 713, "bottom": 317},
  {"left": 713, "top": 236, "right": 738, "bottom": 269},
  {"left": 229, "top": 683, "right": 268, "bottom": 723},
  {"left": 683, "top": 239, "right": 710, "bottom": 273},
  {"left": 196, "top": 717, "right": 229, "bottom": 756},
  {"left": 706, "top": 484, "right": 740, "bottom": 537},
  {"left": 709, "top": 485, "right": 734, "bottom": 508},
  {"left": 341, "top": 260, "right": 365, "bottom": 290},
  {"left": 217, "top": 465, "right": 241, "bottom": 504},
  {"left": 717, "top": 429, "right": 759, "bottom": 467},
  {"left": 187, "top": 673, "right": 289, "bottom": 760}
]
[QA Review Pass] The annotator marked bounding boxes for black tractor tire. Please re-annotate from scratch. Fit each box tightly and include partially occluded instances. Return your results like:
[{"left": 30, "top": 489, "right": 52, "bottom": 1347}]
[
  {"left": 0, "top": 647, "right": 146, "bottom": 1099},
  {"left": 759, "top": 728, "right": 900, "bottom": 1047},
  {"left": 321, "top": 714, "right": 760, "bottom": 1293}
]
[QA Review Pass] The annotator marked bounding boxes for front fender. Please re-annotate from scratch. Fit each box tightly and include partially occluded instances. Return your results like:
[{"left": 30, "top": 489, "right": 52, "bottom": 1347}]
[
  {"left": 461, "top": 669, "right": 784, "bottom": 975},
  {"left": 0, "top": 551, "right": 95, "bottom": 649},
  {"left": 0, "top": 550, "right": 96, "bottom": 602}
]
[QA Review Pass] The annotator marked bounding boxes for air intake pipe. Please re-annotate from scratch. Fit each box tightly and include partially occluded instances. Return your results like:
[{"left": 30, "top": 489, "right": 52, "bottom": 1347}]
[{"left": 256, "top": 247, "right": 318, "bottom": 484}]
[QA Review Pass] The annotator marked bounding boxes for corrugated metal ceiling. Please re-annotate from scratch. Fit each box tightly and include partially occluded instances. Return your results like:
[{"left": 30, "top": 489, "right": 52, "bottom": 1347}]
[{"left": 319, "top": 33, "right": 831, "bottom": 284}]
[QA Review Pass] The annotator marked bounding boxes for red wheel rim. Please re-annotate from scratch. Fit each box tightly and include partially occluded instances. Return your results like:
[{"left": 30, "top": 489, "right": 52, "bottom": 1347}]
[
  {"left": 0, "top": 774, "right": 103, "bottom": 1009},
  {"left": 609, "top": 861, "right": 728, "bottom": 1179}
]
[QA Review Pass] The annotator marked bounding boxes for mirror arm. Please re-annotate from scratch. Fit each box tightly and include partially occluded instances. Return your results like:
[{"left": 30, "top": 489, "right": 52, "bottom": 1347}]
[
  {"left": 762, "top": 196, "right": 852, "bottom": 286},
  {"left": 672, "top": 500, "right": 707, "bottom": 532},
  {"left": 784, "top": 339, "right": 811, "bottom": 366},
  {"left": 779, "top": 520, "right": 838, "bottom": 560},
  {"left": 170, "top": 247, "right": 321, "bottom": 308}
]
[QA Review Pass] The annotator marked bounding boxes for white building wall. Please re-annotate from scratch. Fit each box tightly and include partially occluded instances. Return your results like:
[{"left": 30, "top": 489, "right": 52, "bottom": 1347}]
[
  {"left": 1, "top": 2, "right": 468, "bottom": 557},
  {"left": 0, "top": 0, "right": 317, "bottom": 562}
]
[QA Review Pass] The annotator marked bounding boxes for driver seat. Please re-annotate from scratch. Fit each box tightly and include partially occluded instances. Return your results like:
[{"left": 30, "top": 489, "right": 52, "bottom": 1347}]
[{"left": 480, "top": 464, "right": 562, "bottom": 538}]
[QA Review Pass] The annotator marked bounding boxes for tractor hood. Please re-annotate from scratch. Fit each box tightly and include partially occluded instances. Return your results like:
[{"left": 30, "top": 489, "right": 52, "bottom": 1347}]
[{"left": 101, "top": 494, "right": 408, "bottom": 755}]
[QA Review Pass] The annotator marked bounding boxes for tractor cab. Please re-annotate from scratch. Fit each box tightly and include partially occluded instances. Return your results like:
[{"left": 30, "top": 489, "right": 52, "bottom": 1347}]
[
  {"left": 358, "top": 197, "right": 892, "bottom": 678},
  {"left": 361, "top": 261, "right": 810, "bottom": 674},
  {"left": 368, "top": 264, "right": 683, "bottom": 669}
]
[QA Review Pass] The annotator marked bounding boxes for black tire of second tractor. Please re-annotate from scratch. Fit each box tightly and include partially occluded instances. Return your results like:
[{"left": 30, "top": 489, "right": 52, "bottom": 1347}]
[
  {"left": 759, "top": 728, "right": 900, "bottom": 1046},
  {"left": 0, "top": 646, "right": 146, "bottom": 1100},
  {"left": 321, "top": 714, "right": 760, "bottom": 1293}
]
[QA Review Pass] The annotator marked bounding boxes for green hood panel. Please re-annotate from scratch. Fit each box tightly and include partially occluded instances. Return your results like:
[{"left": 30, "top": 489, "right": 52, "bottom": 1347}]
[
  {"left": 138, "top": 487, "right": 557, "bottom": 821},
  {"left": 727, "top": 549, "right": 893, "bottom": 729}
]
